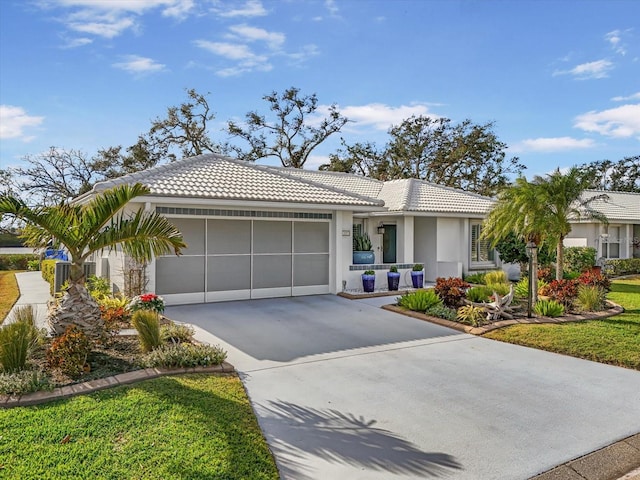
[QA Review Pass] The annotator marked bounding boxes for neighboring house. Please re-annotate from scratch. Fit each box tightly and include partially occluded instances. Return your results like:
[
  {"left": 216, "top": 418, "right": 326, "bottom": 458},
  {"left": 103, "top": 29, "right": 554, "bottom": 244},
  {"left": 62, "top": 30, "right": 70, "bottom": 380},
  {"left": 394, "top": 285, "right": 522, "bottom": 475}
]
[
  {"left": 82, "top": 154, "right": 496, "bottom": 305},
  {"left": 565, "top": 190, "right": 640, "bottom": 261}
]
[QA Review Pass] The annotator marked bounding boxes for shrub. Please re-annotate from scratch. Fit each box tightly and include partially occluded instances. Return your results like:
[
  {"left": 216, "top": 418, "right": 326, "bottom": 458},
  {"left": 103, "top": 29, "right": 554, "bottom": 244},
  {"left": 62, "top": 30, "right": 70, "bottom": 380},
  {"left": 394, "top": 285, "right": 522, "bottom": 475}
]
[
  {"left": 456, "top": 305, "right": 486, "bottom": 327},
  {"left": 100, "top": 305, "right": 131, "bottom": 336},
  {"left": 0, "top": 369, "right": 51, "bottom": 395},
  {"left": 434, "top": 277, "right": 470, "bottom": 308},
  {"left": 540, "top": 279, "right": 579, "bottom": 308},
  {"left": 141, "top": 343, "right": 227, "bottom": 368},
  {"left": 425, "top": 304, "right": 457, "bottom": 321},
  {"left": 41, "top": 260, "right": 57, "bottom": 295},
  {"left": 0, "top": 320, "right": 40, "bottom": 373},
  {"left": 46, "top": 325, "right": 92, "bottom": 378},
  {"left": 27, "top": 259, "right": 40, "bottom": 271},
  {"left": 605, "top": 258, "right": 640, "bottom": 276},
  {"left": 132, "top": 310, "right": 162, "bottom": 352},
  {"left": 0, "top": 254, "right": 38, "bottom": 271},
  {"left": 412, "top": 264, "right": 424, "bottom": 272},
  {"left": 98, "top": 296, "right": 130, "bottom": 310},
  {"left": 564, "top": 247, "right": 596, "bottom": 274},
  {"left": 577, "top": 270, "right": 611, "bottom": 292},
  {"left": 398, "top": 289, "right": 442, "bottom": 312},
  {"left": 466, "top": 286, "right": 492, "bottom": 303},
  {"left": 86, "top": 275, "right": 111, "bottom": 300},
  {"left": 363, "top": 269, "right": 375, "bottom": 275},
  {"left": 534, "top": 299, "right": 565, "bottom": 317},
  {"left": 574, "top": 285, "right": 607, "bottom": 313},
  {"left": 486, "top": 282, "right": 511, "bottom": 296},
  {"left": 161, "top": 322, "right": 195, "bottom": 344},
  {"left": 537, "top": 266, "right": 554, "bottom": 283},
  {"left": 130, "top": 293, "right": 165, "bottom": 314},
  {"left": 514, "top": 278, "right": 548, "bottom": 298},
  {"left": 484, "top": 270, "right": 507, "bottom": 285},
  {"left": 389, "top": 265, "right": 398, "bottom": 273},
  {"left": 464, "top": 272, "right": 486, "bottom": 285}
]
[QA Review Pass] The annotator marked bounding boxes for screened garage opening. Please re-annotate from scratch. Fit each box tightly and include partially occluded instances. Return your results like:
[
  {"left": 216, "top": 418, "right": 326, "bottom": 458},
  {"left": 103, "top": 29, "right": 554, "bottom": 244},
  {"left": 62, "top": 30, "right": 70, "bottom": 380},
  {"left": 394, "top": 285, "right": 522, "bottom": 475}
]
[{"left": 156, "top": 215, "right": 331, "bottom": 304}]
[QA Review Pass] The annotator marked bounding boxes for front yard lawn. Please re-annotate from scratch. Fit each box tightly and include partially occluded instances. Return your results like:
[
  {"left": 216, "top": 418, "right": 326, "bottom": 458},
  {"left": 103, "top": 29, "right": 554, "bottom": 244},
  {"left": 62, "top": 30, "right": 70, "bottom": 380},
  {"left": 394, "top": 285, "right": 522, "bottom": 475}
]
[
  {"left": 0, "top": 374, "right": 279, "bottom": 479},
  {"left": 0, "top": 271, "right": 20, "bottom": 325},
  {"left": 484, "top": 278, "right": 640, "bottom": 370}
]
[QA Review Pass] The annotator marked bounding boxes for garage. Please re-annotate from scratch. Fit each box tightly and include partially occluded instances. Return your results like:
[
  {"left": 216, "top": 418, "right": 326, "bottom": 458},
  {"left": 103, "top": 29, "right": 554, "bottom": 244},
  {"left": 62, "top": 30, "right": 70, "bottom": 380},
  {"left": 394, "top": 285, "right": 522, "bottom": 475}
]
[{"left": 155, "top": 215, "right": 331, "bottom": 304}]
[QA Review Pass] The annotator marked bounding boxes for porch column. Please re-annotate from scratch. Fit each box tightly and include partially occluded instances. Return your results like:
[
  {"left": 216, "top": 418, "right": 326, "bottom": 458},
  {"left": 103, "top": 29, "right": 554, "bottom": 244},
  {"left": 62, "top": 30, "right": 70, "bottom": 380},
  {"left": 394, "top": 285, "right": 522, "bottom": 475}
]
[
  {"left": 403, "top": 216, "right": 414, "bottom": 264},
  {"left": 333, "top": 210, "right": 353, "bottom": 293}
]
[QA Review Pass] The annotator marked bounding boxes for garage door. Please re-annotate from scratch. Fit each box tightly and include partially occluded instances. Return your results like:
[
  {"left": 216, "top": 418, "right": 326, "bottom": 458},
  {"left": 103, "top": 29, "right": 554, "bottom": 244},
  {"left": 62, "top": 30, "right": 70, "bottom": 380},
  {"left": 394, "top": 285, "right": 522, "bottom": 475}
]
[{"left": 156, "top": 217, "right": 330, "bottom": 304}]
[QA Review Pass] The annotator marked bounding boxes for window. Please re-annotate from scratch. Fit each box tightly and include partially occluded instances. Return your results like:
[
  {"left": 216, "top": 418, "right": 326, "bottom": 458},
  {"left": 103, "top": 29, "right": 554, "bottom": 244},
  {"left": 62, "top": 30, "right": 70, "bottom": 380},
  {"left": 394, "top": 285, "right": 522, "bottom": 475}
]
[
  {"left": 471, "top": 223, "right": 495, "bottom": 264},
  {"left": 602, "top": 226, "right": 621, "bottom": 259}
]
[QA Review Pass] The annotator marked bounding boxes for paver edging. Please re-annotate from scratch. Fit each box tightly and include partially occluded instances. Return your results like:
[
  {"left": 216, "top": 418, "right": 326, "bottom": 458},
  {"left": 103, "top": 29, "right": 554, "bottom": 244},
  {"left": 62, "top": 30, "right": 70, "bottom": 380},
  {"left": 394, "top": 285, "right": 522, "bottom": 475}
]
[
  {"left": 0, "top": 361, "right": 235, "bottom": 409},
  {"left": 382, "top": 302, "right": 624, "bottom": 336}
]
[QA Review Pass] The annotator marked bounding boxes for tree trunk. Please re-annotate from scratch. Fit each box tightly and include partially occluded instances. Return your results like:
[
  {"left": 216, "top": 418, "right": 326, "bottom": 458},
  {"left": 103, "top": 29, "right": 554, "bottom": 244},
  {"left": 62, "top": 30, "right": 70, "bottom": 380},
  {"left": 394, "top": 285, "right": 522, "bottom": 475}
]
[
  {"left": 556, "top": 237, "right": 564, "bottom": 281},
  {"left": 48, "top": 261, "right": 104, "bottom": 340}
]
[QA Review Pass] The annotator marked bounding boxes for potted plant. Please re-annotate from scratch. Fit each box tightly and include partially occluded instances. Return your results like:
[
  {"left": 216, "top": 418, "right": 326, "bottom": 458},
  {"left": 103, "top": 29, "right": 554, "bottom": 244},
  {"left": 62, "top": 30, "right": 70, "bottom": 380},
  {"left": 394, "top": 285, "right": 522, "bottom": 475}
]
[
  {"left": 362, "top": 270, "right": 376, "bottom": 293},
  {"left": 411, "top": 264, "right": 424, "bottom": 288},
  {"left": 387, "top": 265, "right": 400, "bottom": 291},
  {"left": 353, "top": 232, "right": 375, "bottom": 264}
]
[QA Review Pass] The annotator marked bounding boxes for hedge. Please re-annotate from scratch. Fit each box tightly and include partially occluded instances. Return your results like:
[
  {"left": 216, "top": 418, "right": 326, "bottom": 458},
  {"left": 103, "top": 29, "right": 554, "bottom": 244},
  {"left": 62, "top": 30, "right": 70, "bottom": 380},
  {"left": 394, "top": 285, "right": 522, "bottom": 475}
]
[
  {"left": 605, "top": 258, "right": 640, "bottom": 276},
  {"left": 0, "top": 254, "right": 38, "bottom": 271},
  {"left": 41, "top": 259, "right": 57, "bottom": 295}
]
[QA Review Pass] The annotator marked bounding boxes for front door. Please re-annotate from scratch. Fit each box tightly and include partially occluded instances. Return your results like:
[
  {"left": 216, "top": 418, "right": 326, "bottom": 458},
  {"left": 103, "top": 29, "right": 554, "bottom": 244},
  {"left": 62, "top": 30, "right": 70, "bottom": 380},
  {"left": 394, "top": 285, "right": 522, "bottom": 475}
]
[{"left": 382, "top": 224, "right": 397, "bottom": 263}]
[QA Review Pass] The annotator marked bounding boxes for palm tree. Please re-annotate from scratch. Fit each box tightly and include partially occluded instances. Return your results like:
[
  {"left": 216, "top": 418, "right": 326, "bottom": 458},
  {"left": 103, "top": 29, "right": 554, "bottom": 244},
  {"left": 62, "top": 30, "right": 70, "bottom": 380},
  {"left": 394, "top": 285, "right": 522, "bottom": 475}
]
[
  {"left": 482, "top": 169, "right": 608, "bottom": 291},
  {"left": 0, "top": 183, "right": 186, "bottom": 338},
  {"left": 530, "top": 168, "right": 608, "bottom": 280}
]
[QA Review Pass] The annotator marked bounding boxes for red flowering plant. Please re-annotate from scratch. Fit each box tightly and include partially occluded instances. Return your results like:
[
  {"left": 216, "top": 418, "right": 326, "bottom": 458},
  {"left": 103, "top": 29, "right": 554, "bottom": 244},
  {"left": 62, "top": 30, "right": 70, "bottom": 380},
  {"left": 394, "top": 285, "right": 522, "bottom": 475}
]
[
  {"left": 434, "top": 277, "right": 471, "bottom": 308},
  {"left": 539, "top": 279, "right": 579, "bottom": 308},
  {"left": 577, "top": 270, "right": 611, "bottom": 293},
  {"left": 129, "top": 293, "right": 165, "bottom": 314}
]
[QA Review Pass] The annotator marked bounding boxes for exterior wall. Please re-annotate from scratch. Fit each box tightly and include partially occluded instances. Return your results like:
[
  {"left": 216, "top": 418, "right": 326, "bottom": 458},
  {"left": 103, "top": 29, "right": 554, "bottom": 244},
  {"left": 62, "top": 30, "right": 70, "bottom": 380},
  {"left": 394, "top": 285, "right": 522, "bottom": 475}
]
[
  {"left": 414, "top": 217, "right": 437, "bottom": 282},
  {"left": 566, "top": 222, "right": 637, "bottom": 260},
  {"left": 436, "top": 217, "right": 466, "bottom": 279}
]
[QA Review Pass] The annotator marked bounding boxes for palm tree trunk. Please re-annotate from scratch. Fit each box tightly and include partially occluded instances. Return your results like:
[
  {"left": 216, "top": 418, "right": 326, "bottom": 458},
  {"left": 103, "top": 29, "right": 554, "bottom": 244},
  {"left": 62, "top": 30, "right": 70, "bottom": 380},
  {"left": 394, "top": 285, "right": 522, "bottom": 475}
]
[
  {"left": 556, "top": 238, "right": 564, "bottom": 281},
  {"left": 48, "top": 261, "right": 104, "bottom": 340}
]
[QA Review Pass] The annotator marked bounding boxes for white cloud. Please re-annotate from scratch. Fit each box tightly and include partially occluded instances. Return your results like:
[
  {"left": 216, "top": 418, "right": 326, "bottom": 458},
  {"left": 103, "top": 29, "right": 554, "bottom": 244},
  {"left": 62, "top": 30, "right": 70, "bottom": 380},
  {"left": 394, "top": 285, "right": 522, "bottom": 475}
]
[
  {"left": 194, "top": 40, "right": 271, "bottom": 76},
  {"left": 69, "top": 16, "right": 135, "bottom": 38},
  {"left": 322, "top": 103, "right": 437, "bottom": 131},
  {"left": 515, "top": 137, "right": 596, "bottom": 152},
  {"left": 611, "top": 92, "right": 640, "bottom": 102},
  {"left": 553, "top": 59, "right": 614, "bottom": 79},
  {"left": 605, "top": 29, "right": 630, "bottom": 56},
  {"left": 286, "top": 44, "right": 320, "bottom": 64},
  {"left": 324, "top": 0, "right": 339, "bottom": 16},
  {"left": 216, "top": 0, "right": 267, "bottom": 18},
  {"left": 60, "top": 36, "right": 93, "bottom": 48},
  {"left": 227, "top": 24, "right": 285, "bottom": 50},
  {"left": 304, "top": 154, "right": 330, "bottom": 170},
  {"left": 112, "top": 55, "right": 166, "bottom": 75},
  {"left": 574, "top": 104, "right": 640, "bottom": 138},
  {"left": 0, "top": 105, "right": 44, "bottom": 140}
]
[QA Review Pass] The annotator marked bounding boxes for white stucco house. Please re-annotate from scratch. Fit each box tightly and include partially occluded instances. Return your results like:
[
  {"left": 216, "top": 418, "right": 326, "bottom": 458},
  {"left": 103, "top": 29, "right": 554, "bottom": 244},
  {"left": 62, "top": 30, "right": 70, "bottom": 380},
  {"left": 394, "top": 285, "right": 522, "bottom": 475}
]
[
  {"left": 83, "top": 154, "right": 497, "bottom": 305},
  {"left": 565, "top": 190, "right": 640, "bottom": 261}
]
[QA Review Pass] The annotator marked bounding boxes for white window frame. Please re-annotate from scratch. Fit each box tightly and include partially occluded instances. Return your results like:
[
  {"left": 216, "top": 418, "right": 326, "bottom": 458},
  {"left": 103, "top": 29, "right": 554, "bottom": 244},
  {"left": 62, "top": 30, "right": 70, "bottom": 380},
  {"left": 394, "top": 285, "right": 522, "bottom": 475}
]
[
  {"left": 470, "top": 222, "right": 496, "bottom": 267},
  {"left": 602, "top": 226, "right": 621, "bottom": 259}
]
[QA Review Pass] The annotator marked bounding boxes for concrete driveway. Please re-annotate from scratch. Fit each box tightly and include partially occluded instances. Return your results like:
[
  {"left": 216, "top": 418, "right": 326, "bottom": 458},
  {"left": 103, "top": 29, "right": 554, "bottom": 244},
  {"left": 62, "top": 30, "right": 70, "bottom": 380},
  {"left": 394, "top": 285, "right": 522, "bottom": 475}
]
[{"left": 166, "top": 295, "right": 640, "bottom": 480}]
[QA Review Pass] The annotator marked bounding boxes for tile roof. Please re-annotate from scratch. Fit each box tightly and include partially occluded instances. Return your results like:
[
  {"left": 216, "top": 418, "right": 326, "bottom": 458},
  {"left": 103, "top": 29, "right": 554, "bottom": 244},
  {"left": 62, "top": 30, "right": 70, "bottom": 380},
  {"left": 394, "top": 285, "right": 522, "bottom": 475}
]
[
  {"left": 267, "top": 167, "right": 384, "bottom": 199},
  {"left": 579, "top": 190, "right": 640, "bottom": 222},
  {"left": 89, "top": 154, "right": 384, "bottom": 208}
]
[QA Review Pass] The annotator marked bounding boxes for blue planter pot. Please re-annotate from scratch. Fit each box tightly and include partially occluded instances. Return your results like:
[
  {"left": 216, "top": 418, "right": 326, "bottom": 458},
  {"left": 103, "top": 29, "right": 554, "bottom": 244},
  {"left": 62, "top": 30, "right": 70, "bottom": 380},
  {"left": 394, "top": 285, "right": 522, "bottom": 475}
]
[
  {"left": 387, "top": 272, "right": 400, "bottom": 291},
  {"left": 362, "top": 274, "right": 376, "bottom": 293},
  {"left": 411, "top": 271, "right": 424, "bottom": 288},
  {"left": 353, "top": 251, "right": 375, "bottom": 265}
]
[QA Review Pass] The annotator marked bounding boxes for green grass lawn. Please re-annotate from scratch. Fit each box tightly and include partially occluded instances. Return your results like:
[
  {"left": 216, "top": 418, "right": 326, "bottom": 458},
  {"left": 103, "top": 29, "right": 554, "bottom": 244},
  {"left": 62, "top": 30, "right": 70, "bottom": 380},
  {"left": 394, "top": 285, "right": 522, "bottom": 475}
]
[
  {"left": 485, "top": 278, "right": 640, "bottom": 370},
  {"left": 0, "top": 374, "right": 279, "bottom": 479},
  {"left": 0, "top": 271, "right": 20, "bottom": 325}
]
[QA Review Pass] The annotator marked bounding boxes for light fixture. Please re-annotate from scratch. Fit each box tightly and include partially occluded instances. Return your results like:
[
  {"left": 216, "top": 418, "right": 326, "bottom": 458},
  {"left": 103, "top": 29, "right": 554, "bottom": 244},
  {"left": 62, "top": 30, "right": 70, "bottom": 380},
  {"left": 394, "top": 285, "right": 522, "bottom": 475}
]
[{"left": 377, "top": 223, "right": 385, "bottom": 235}]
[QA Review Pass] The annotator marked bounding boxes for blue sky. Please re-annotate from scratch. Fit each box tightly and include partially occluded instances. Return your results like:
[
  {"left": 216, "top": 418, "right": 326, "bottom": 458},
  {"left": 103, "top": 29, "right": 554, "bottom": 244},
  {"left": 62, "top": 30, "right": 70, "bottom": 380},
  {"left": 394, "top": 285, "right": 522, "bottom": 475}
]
[{"left": 1, "top": 0, "right": 638, "bottom": 179}]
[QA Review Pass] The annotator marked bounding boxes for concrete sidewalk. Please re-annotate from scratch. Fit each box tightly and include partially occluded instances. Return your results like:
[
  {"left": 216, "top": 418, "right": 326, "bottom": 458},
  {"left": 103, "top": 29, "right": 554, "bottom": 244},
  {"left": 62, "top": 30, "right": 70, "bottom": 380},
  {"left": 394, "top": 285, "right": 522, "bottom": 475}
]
[{"left": 4, "top": 271, "right": 50, "bottom": 329}]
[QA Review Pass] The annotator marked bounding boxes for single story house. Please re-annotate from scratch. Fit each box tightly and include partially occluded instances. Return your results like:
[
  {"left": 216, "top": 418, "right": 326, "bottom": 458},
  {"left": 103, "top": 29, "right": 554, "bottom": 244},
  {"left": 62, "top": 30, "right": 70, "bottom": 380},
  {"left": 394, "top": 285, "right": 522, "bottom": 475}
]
[
  {"left": 565, "top": 190, "right": 640, "bottom": 261},
  {"left": 84, "top": 154, "right": 496, "bottom": 305}
]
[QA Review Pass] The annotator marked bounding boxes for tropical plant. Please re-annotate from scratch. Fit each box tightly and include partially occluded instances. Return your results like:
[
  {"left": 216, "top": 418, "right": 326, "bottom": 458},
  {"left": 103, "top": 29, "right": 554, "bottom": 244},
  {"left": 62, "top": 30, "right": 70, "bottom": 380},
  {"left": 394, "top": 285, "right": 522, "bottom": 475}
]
[
  {"left": 46, "top": 325, "right": 92, "bottom": 378},
  {"left": 486, "top": 283, "right": 511, "bottom": 296},
  {"left": 412, "top": 263, "right": 424, "bottom": 272},
  {"left": 389, "top": 265, "right": 398, "bottom": 273},
  {"left": 353, "top": 232, "right": 373, "bottom": 251},
  {"left": 484, "top": 270, "right": 507, "bottom": 285},
  {"left": 85, "top": 275, "right": 112, "bottom": 300},
  {"left": 132, "top": 310, "right": 162, "bottom": 353},
  {"left": 363, "top": 269, "right": 375, "bottom": 276},
  {"left": 129, "top": 293, "right": 165, "bottom": 314},
  {"left": 464, "top": 272, "right": 486, "bottom": 285},
  {"left": 514, "top": 277, "right": 548, "bottom": 298},
  {"left": 397, "top": 289, "right": 442, "bottom": 312},
  {"left": 0, "top": 183, "right": 186, "bottom": 338},
  {"left": 564, "top": 247, "right": 597, "bottom": 274},
  {"left": 466, "top": 286, "right": 493, "bottom": 303},
  {"left": 425, "top": 304, "right": 457, "bottom": 321},
  {"left": 540, "top": 279, "right": 579, "bottom": 308},
  {"left": 533, "top": 299, "right": 565, "bottom": 317},
  {"left": 434, "top": 277, "right": 470, "bottom": 308},
  {"left": 0, "top": 320, "right": 40, "bottom": 373},
  {"left": 577, "top": 270, "right": 611, "bottom": 293},
  {"left": 161, "top": 322, "right": 195, "bottom": 344},
  {"left": 574, "top": 285, "right": 607, "bottom": 313},
  {"left": 456, "top": 305, "right": 486, "bottom": 326}
]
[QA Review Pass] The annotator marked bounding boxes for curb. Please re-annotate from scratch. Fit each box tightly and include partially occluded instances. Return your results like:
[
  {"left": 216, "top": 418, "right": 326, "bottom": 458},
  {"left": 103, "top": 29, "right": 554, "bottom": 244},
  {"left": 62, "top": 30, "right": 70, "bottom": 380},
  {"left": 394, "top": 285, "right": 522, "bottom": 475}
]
[
  {"left": 381, "top": 302, "right": 624, "bottom": 336},
  {"left": 0, "top": 361, "right": 235, "bottom": 409},
  {"left": 530, "top": 433, "right": 640, "bottom": 480}
]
